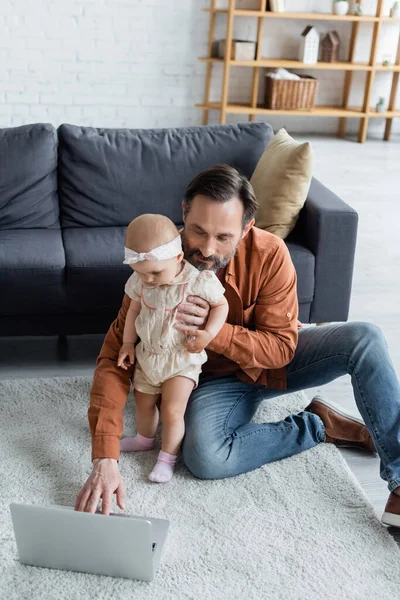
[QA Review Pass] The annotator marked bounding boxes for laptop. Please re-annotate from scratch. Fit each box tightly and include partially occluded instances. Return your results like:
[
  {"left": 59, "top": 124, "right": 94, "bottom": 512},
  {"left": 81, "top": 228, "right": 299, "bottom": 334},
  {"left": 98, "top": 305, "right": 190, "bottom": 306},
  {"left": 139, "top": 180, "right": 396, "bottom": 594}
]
[{"left": 10, "top": 503, "right": 169, "bottom": 582}]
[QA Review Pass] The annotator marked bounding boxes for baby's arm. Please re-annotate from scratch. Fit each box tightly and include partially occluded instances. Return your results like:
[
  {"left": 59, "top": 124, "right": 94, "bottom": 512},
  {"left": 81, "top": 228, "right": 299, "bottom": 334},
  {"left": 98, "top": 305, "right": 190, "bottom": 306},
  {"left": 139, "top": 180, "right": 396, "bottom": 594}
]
[
  {"left": 117, "top": 299, "right": 141, "bottom": 369},
  {"left": 203, "top": 296, "right": 229, "bottom": 339},
  {"left": 184, "top": 296, "right": 228, "bottom": 354}
]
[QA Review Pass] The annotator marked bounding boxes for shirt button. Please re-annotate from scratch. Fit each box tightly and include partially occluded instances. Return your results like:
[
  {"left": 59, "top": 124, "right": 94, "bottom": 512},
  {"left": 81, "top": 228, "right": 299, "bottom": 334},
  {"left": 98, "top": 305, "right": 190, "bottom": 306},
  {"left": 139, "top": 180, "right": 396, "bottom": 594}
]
[{"left": 286, "top": 312, "right": 291, "bottom": 318}]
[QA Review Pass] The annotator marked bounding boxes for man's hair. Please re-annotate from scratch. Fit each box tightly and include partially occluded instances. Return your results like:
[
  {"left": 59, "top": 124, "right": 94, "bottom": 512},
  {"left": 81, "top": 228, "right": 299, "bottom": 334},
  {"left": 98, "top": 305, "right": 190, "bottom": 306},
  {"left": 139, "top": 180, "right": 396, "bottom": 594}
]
[{"left": 183, "top": 164, "right": 258, "bottom": 226}]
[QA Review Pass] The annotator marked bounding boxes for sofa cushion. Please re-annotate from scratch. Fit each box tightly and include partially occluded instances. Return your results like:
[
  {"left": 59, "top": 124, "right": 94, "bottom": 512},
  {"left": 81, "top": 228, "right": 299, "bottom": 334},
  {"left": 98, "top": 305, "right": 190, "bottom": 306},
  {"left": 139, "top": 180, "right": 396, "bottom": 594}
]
[
  {"left": 252, "top": 128, "right": 313, "bottom": 239},
  {"left": 0, "top": 124, "right": 59, "bottom": 229},
  {"left": 0, "top": 229, "right": 65, "bottom": 315},
  {"left": 58, "top": 122, "right": 274, "bottom": 228},
  {"left": 62, "top": 226, "right": 314, "bottom": 314},
  {"left": 285, "top": 241, "right": 315, "bottom": 304},
  {"left": 63, "top": 227, "right": 131, "bottom": 313}
]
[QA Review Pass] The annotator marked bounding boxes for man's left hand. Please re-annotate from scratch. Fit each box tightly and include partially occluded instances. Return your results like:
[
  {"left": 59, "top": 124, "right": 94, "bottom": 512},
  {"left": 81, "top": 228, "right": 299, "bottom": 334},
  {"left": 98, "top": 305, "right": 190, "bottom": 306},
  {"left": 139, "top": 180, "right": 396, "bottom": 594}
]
[{"left": 175, "top": 295, "right": 210, "bottom": 331}]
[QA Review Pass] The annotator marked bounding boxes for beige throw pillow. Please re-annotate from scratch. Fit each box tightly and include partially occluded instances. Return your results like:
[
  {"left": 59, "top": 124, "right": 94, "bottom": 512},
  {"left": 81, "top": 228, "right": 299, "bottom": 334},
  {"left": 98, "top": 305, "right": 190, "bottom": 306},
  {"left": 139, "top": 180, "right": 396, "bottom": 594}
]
[{"left": 251, "top": 128, "right": 313, "bottom": 239}]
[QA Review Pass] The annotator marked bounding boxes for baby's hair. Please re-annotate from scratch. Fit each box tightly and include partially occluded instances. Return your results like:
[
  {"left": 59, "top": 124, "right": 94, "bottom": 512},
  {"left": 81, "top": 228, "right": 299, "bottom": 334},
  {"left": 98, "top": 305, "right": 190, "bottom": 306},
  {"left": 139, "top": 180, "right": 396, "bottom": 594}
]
[{"left": 125, "top": 214, "right": 179, "bottom": 253}]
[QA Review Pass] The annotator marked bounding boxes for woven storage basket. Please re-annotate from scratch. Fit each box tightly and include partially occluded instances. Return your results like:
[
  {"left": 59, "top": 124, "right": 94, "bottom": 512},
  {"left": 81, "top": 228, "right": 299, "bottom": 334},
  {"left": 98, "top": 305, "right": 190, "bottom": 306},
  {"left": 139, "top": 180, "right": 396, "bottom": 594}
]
[{"left": 265, "top": 75, "right": 319, "bottom": 110}]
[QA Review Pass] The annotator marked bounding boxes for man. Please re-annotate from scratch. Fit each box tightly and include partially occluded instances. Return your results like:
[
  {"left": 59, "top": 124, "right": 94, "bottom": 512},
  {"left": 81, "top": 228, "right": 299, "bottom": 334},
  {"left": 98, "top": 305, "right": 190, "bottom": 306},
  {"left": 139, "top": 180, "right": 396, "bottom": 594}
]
[{"left": 75, "top": 165, "right": 400, "bottom": 527}]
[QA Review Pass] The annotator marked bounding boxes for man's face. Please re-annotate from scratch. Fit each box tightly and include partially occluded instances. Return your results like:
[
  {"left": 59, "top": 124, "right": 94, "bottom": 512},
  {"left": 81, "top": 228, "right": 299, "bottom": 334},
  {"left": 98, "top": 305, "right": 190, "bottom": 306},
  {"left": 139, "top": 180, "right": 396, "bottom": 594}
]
[{"left": 182, "top": 195, "right": 253, "bottom": 272}]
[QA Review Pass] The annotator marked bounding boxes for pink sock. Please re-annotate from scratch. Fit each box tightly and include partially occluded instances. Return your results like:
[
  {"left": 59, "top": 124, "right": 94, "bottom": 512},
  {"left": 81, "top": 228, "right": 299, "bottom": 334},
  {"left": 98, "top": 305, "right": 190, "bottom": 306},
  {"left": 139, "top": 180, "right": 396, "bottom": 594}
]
[
  {"left": 148, "top": 450, "right": 177, "bottom": 483},
  {"left": 120, "top": 433, "right": 155, "bottom": 452}
]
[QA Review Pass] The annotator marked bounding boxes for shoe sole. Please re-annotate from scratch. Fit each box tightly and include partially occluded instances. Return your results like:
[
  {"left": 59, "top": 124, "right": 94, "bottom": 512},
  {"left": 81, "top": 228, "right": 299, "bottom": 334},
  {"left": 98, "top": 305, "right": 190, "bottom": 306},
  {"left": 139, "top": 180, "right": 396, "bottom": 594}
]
[
  {"left": 311, "top": 396, "right": 376, "bottom": 452},
  {"left": 381, "top": 512, "right": 400, "bottom": 528}
]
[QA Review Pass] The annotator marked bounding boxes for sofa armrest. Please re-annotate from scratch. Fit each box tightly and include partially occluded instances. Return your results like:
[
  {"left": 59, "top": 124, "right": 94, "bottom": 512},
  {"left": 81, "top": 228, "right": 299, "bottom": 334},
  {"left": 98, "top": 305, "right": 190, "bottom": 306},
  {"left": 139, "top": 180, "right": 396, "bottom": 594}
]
[{"left": 296, "top": 177, "right": 358, "bottom": 323}]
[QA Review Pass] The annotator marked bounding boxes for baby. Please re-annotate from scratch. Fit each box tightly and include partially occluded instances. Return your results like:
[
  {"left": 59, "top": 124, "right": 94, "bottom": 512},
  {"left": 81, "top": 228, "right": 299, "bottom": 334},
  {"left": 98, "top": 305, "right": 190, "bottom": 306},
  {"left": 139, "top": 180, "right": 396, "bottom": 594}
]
[{"left": 117, "top": 214, "right": 229, "bottom": 483}]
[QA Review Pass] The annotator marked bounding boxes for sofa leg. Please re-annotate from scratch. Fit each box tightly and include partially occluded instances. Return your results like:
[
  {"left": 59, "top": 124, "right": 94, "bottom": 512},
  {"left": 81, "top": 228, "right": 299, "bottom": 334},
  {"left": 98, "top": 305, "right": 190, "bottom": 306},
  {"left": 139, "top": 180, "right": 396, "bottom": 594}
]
[
  {"left": 57, "top": 334, "right": 68, "bottom": 361},
  {"left": 316, "top": 322, "right": 332, "bottom": 327}
]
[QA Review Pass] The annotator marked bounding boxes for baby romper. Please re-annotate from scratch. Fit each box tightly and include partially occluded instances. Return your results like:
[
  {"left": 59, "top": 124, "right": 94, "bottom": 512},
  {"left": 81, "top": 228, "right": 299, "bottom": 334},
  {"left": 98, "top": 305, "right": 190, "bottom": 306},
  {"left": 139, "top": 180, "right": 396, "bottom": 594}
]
[{"left": 124, "top": 260, "right": 226, "bottom": 395}]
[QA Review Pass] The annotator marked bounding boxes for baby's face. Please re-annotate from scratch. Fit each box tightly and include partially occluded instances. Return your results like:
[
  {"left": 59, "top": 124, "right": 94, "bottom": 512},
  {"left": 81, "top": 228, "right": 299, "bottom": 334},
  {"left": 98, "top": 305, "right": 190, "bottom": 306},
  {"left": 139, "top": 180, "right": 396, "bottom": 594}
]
[{"left": 131, "top": 256, "right": 182, "bottom": 287}]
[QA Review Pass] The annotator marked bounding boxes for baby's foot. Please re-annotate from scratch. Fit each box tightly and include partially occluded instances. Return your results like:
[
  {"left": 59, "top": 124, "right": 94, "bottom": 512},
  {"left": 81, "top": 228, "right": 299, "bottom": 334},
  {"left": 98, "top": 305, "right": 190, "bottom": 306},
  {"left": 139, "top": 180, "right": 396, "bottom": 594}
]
[
  {"left": 148, "top": 450, "right": 177, "bottom": 483},
  {"left": 120, "top": 434, "right": 155, "bottom": 452}
]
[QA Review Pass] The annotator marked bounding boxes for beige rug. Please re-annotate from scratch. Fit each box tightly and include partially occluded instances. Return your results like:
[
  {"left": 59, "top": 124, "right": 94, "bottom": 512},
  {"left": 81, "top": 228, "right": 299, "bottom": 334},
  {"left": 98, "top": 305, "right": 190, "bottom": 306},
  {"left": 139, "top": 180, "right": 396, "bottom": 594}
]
[{"left": 0, "top": 376, "right": 399, "bottom": 600}]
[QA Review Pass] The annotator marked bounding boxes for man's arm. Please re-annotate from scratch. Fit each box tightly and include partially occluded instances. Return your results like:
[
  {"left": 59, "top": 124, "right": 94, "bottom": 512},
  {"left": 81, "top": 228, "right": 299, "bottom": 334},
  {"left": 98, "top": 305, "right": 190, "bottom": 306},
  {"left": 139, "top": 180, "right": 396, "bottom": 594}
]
[
  {"left": 208, "top": 240, "right": 299, "bottom": 370},
  {"left": 88, "top": 293, "right": 133, "bottom": 462}
]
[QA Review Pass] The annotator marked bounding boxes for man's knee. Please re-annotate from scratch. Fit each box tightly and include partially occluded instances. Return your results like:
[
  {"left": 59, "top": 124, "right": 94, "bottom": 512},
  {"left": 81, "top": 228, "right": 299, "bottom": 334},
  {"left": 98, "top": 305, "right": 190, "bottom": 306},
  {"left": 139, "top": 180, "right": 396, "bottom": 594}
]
[
  {"left": 347, "top": 321, "right": 386, "bottom": 349},
  {"left": 181, "top": 435, "right": 228, "bottom": 480}
]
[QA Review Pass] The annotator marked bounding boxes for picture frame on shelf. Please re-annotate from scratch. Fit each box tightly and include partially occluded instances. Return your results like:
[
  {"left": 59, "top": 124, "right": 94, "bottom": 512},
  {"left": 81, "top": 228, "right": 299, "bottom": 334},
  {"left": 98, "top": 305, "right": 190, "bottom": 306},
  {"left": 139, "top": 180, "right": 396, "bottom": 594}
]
[{"left": 270, "top": 0, "right": 286, "bottom": 13}]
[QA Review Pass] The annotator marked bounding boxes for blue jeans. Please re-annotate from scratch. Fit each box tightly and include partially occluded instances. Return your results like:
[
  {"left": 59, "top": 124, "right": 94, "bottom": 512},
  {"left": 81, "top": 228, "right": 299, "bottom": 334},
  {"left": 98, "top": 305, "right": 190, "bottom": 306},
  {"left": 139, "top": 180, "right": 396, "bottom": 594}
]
[{"left": 182, "top": 322, "right": 400, "bottom": 492}]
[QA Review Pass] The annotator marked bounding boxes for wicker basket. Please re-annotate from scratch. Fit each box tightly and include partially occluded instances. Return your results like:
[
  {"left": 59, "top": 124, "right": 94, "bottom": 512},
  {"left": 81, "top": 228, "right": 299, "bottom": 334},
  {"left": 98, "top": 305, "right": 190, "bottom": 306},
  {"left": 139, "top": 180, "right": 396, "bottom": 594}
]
[{"left": 265, "top": 75, "right": 319, "bottom": 110}]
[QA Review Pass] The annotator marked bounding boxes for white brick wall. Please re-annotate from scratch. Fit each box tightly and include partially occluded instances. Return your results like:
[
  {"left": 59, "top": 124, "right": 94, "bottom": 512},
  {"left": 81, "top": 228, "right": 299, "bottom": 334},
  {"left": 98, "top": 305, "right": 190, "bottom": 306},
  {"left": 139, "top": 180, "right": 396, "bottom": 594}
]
[{"left": 0, "top": 0, "right": 399, "bottom": 135}]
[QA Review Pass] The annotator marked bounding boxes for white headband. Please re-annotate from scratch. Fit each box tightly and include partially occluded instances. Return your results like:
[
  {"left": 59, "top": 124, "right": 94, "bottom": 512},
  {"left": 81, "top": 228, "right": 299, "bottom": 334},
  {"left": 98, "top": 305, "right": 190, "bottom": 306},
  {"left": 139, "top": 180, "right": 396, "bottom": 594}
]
[{"left": 123, "top": 235, "right": 182, "bottom": 265}]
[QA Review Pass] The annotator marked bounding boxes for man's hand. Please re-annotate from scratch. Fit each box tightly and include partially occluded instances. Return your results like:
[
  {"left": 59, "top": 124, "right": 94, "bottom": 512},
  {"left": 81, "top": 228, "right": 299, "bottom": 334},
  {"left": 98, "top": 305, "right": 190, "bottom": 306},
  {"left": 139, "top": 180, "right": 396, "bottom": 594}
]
[
  {"left": 117, "top": 343, "right": 135, "bottom": 370},
  {"left": 74, "top": 458, "right": 126, "bottom": 516},
  {"left": 183, "top": 329, "right": 213, "bottom": 353},
  {"left": 175, "top": 295, "right": 210, "bottom": 331}
]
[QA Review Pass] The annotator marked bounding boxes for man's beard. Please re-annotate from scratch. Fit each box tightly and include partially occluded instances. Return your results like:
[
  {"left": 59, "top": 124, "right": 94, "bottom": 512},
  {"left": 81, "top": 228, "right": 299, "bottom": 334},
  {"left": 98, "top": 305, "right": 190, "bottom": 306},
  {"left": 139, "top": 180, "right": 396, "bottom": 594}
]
[{"left": 181, "top": 231, "right": 240, "bottom": 272}]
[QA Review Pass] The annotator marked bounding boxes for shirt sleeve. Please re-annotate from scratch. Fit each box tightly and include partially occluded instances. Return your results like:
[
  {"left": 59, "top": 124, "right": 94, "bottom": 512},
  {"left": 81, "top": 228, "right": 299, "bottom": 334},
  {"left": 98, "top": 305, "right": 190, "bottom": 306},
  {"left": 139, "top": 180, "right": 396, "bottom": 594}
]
[
  {"left": 191, "top": 270, "right": 226, "bottom": 305},
  {"left": 207, "top": 239, "right": 299, "bottom": 371},
  {"left": 124, "top": 273, "right": 141, "bottom": 303},
  {"left": 89, "top": 293, "right": 132, "bottom": 461}
]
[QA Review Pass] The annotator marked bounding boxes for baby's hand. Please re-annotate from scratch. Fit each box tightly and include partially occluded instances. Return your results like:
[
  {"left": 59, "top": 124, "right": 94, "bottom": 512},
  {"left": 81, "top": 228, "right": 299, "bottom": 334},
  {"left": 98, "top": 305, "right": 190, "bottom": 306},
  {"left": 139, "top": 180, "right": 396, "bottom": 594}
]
[
  {"left": 117, "top": 343, "right": 135, "bottom": 370},
  {"left": 183, "top": 329, "right": 213, "bottom": 354}
]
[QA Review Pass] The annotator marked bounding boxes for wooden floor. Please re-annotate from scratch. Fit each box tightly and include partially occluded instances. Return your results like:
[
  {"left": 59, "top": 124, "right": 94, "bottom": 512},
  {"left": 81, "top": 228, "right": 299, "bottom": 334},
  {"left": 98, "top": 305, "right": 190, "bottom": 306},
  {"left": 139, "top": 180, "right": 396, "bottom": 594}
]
[{"left": 1, "top": 133, "right": 399, "bottom": 543}]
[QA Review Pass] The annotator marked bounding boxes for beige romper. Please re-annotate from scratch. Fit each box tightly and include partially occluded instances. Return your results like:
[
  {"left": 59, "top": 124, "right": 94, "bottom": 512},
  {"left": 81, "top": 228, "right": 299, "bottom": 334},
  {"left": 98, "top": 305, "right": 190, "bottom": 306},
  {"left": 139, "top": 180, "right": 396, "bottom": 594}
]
[{"left": 124, "top": 260, "right": 225, "bottom": 395}]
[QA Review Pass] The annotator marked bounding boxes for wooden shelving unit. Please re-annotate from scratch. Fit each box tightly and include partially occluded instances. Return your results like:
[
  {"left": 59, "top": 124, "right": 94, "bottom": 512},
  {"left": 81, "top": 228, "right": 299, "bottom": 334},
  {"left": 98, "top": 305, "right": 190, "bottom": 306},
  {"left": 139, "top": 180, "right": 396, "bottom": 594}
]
[{"left": 197, "top": 0, "right": 400, "bottom": 142}]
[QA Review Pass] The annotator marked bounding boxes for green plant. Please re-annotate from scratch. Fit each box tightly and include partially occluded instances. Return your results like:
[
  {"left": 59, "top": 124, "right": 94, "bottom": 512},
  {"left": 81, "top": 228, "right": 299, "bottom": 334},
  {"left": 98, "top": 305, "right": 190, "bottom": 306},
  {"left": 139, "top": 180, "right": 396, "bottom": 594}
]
[
  {"left": 393, "top": 1, "right": 399, "bottom": 9},
  {"left": 377, "top": 97, "right": 385, "bottom": 105}
]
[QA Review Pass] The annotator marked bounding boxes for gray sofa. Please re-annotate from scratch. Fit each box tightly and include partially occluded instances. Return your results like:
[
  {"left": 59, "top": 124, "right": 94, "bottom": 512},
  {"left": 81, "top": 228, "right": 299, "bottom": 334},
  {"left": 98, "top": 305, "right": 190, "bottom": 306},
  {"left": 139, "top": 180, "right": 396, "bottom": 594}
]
[{"left": 0, "top": 121, "right": 358, "bottom": 337}]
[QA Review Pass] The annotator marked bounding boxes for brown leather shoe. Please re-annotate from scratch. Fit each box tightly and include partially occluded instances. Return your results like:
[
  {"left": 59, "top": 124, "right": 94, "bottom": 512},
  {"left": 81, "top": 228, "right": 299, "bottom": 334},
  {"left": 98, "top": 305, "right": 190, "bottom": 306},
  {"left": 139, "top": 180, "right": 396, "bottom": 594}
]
[
  {"left": 305, "top": 395, "right": 376, "bottom": 453},
  {"left": 382, "top": 492, "right": 400, "bottom": 527}
]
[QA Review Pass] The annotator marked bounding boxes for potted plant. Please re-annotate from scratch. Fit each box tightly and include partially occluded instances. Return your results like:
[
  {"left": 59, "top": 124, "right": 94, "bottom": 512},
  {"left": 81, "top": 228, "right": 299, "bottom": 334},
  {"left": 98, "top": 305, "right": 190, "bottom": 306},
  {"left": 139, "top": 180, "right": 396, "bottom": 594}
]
[
  {"left": 376, "top": 97, "right": 386, "bottom": 113},
  {"left": 353, "top": 1, "right": 363, "bottom": 15},
  {"left": 333, "top": 0, "right": 349, "bottom": 15},
  {"left": 382, "top": 53, "right": 393, "bottom": 67},
  {"left": 391, "top": 1, "right": 400, "bottom": 17}
]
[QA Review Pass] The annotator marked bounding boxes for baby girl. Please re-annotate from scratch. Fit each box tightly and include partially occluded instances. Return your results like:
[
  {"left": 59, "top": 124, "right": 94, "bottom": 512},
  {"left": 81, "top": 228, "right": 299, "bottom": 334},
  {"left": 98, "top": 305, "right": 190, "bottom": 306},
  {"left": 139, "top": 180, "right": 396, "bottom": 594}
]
[{"left": 117, "top": 214, "right": 228, "bottom": 483}]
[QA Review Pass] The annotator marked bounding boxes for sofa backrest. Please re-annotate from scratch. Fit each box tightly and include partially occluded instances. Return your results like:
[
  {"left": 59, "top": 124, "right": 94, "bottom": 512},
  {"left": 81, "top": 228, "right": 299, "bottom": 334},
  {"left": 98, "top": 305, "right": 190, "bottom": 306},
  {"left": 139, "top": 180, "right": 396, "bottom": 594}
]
[
  {"left": 57, "top": 122, "right": 274, "bottom": 228},
  {"left": 0, "top": 124, "right": 59, "bottom": 229}
]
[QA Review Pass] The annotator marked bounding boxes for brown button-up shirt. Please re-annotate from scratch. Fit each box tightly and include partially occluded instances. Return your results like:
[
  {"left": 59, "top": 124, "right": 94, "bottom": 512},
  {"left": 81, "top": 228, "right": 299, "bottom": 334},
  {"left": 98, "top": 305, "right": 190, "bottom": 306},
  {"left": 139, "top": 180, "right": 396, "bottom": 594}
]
[{"left": 89, "top": 227, "right": 300, "bottom": 461}]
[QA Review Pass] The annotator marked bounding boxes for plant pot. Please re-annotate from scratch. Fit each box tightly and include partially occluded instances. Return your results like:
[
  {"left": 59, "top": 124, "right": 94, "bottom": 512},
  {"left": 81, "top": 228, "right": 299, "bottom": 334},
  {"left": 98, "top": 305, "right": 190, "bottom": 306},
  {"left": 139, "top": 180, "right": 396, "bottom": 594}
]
[
  {"left": 376, "top": 103, "right": 386, "bottom": 113},
  {"left": 333, "top": 1, "right": 349, "bottom": 15},
  {"left": 390, "top": 7, "right": 400, "bottom": 17}
]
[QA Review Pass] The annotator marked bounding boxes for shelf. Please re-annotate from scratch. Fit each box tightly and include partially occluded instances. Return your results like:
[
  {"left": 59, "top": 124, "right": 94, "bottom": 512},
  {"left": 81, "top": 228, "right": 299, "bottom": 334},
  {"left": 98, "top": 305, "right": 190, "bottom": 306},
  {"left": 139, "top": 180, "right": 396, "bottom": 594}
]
[
  {"left": 199, "top": 2, "right": 400, "bottom": 141},
  {"left": 374, "top": 64, "right": 400, "bottom": 71},
  {"left": 368, "top": 108, "right": 400, "bottom": 117},
  {"left": 202, "top": 7, "right": 229, "bottom": 13},
  {"left": 200, "top": 57, "right": 224, "bottom": 63},
  {"left": 196, "top": 102, "right": 400, "bottom": 118},
  {"left": 196, "top": 102, "right": 366, "bottom": 117},
  {"left": 382, "top": 16, "right": 400, "bottom": 21},
  {"left": 202, "top": 8, "right": 380, "bottom": 21},
  {"left": 200, "top": 57, "right": 373, "bottom": 71}
]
